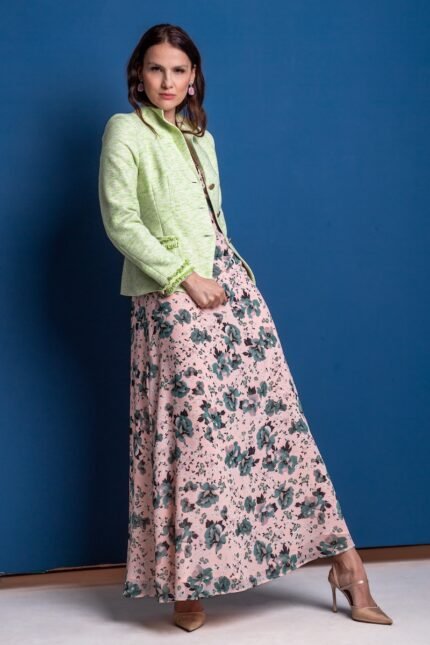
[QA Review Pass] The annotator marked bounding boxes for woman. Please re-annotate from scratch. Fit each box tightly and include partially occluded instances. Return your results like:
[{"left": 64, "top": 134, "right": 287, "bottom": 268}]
[{"left": 98, "top": 24, "right": 393, "bottom": 631}]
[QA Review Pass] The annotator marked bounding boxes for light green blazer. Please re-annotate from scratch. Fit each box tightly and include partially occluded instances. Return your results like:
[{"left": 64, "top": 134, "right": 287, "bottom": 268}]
[{"left": 98, "top": 104, "right": 256, "bottom": 296}]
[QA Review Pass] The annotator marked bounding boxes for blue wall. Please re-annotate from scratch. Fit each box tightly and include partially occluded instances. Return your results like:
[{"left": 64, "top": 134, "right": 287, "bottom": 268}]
[{"left": 1, "top": 1, "right": 429, "bottom": 575}]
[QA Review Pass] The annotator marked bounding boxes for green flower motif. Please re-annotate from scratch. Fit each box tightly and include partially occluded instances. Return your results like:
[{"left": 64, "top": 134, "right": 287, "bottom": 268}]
[
  {"left": 278, "top": 546, "right": 298, "bottom": 573},
  {"left": 155, "top": 583, "right": 175, "bottom": 602},
  {"left": 223, "top": 322, "right": 242, "bottom": 350},
  {"left": 228, "top": 353, "right": 243, "bottom": 371},
  {"left": 175, "top": 413, "right": 194, "bottom": 443},
  {"left": 181, "top": 498, "right": 195, "bottom": 512},
  {"left": 261, "top": 453, "right": 278, "bottom": 471},
  {"left": 277, "top": 446, "right": 298, "bottom": 474},
  {"left": 212, "top": 263, "right": 222, "bottom": 279},
  {"left": 254, "top": 539, "right": 273, "bottom": 564},
  {"left": 235, "top": 517, "right": 253, "bottom": 536},
  {"left": 150, "top": 303, "right": 170, "bottom": 323},
  {"left": 297, "top": 498, "right": 317, "bottom": 519},
  {"left": 244, "top": 496, "right": 256, "bottom": 513},
  {"left": 204, "top": 521, "right": 227, "bottom": 552},
  {"left": 135, "top": 304, "right": 149, "bottom": 329},
  {"left": 211, "top": 409, "right": 225, "bottom": 430},
  {"left": 238, "top": 450, "right": 259, "bottom": 476},
  {"left": 221, "top": 282, "right": 235, "bottom": 303},
  {"left": 258, "top": 325, "right": 277, "bottom": 348},
  {"left": 147, "top": 362, "right": 158, "bottom": 379},
  {"left": 257, "top": 502, "right": 277, "bottom": 525},
  {"left": 196, "top": 482, "right": 219, "bottom": 507},
  {"left": 314, "top": 468, "right": 327, "bottom": 483},
  {"left": 223, "top": 386, "right": 241, "bottom": 411},
  {"left": 185, "top": 566, "right": 214, "bottom": 599},
  {"left": 256, "top": 424, "right": 276, "bottom": 451},
  {"left": 214, "top": 244, "right": 223, "bottom": 259},
  {"left": 317, "top": 535, "right": 349, "bottom": 556},
  {"left": 225, "top": 441, "right": 242, "bottom": 468},
  {"left": 171, "top": 374, "right": 190, "bottom": 398},
  {"left": 130, "top": 512, "right": 150, "bottom": 530},
  {"left": 317, "top": 510, "right": 326, "bottom": 525},
  {"left": 265, "top": 398, "right": 288, "bottom": 415},
  {"left": 214, "top": 576, "right": 231, "bottom": 593},
  {"left": 174, "top": 308, "right": 192, "bottom": 324},
  {"left": 192, "top": 380, "right": 205, "bottom": 395},
  {"left": 225, "top": 442, "right": 259, "bottom": 475},
  {"left": 168, "top": 444, "right": 181, "bottom": 463},
  {"left": 190, "top": 328, "right": 212, "bottom": 343},
  {"left": 123, "top": 581, "right": 142, "bottom": 598},
  {"left": 183, "top": 480, "right": 198, "bottom": 492},
  {"left": 266, "top": 563, "right": 281, "bottom": 579},
  {"left": 239, "top": 295, "right": 261, "bottom": 318},
  {"left": 257, "top": 381, "right": 268, "bottom": 397},
  {"left": 193, "top": 566, "right": 213, "bottom": 585},
  {"left": 241, "top": 398, "right": 259, "bottom": 415},
  {"left": 274, "top": 482, "right": 294, "bottom": 509},
  {"left": 160, "top": 473, "right": 174, "bottom": 507},
  {"left": 288, "top": 417, "right": 309, "bottom": 434},
  {"left": 244, "top": 340, "right": 267, "bottom": 362},
  {"left": 212, "top": 351, "right": 231, "bottom": 380},
  {"left": 158, "top": 319, "right": 174, "bottom": 338},
  {"left": 204, "top": 426, "right": 214, "bottom": 442},
  {"left": 242, "top": 325, "right": 277, "bottom": 361},
  {"left": 155, "top": 541, "right": 169, "bottom": 560},
  {"left": 184, "top": 366, "right": 199, "bottom": 377}
]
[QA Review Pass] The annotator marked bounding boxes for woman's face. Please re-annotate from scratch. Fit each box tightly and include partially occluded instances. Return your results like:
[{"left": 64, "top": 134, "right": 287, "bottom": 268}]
[{"left": 140, "top": 42, "right": 196, "bottom": 124}]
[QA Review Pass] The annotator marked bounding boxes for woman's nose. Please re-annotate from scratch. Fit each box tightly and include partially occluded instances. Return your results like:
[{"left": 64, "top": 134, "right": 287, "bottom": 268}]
[{"left": 162, "top": 75, "right": 173, "bottom": 87}]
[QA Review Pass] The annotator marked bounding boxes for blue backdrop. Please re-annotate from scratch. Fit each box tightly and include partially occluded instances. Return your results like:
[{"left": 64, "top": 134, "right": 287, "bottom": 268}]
[{"left": 1, "top": 1, "right": 429, "bottom": 575}]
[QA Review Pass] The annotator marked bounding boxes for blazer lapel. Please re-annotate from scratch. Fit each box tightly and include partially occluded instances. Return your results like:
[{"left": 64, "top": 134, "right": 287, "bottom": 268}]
[{"left": 141, "top": 105, "right": 219, "bottom": 211}]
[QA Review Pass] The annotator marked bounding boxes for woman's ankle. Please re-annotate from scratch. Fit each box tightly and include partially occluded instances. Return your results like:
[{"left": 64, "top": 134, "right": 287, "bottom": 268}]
[
  {"left": 332, "top": 548, "right": 363, "bottom": 573},
  {"left": 174, "top": 598, "right": 204, "bottom": 612}
]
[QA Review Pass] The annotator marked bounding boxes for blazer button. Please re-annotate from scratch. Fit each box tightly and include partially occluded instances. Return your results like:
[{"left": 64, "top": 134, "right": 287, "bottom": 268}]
[{"left": 208, "top": 183, "right": 215, "bottom": 190}]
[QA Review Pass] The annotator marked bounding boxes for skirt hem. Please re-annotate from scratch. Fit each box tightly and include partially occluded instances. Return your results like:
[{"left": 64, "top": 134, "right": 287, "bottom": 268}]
[{"left": 122, "top": 541, "right": 356, "bottom": 603}]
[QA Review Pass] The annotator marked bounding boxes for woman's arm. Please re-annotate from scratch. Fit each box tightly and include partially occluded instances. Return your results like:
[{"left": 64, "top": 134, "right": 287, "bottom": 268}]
[{"left": 98, "top": 114, "right": 195, "bottom": 295}]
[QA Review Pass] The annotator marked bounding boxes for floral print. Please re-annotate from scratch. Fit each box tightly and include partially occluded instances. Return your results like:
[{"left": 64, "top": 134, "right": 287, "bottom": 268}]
[{"left": 123, "top": 204, "right": 355, "bottom": 603}]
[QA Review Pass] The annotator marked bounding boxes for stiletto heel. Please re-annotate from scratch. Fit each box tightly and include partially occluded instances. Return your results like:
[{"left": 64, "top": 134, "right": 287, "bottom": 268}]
[
  {"left": 330, "top": 579, "right": 337, "bottom": 612},
  {"left": 328, "top": 564, "right": 393, "bottom": 625}
]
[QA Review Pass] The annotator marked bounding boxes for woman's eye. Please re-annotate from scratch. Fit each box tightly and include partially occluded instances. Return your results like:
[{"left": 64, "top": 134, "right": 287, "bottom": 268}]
[{"left": 149, "top": 66, "right": 185, "bottom": 73}]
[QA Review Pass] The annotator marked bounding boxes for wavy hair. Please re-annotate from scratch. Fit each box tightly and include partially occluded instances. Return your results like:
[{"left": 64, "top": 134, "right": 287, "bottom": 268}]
[{"left": 126, "top": 23, "right": 207, "bottom": 137}]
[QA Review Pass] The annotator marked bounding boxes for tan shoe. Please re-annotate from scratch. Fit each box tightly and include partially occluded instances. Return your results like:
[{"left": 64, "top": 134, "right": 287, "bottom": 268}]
[
  {"left": 172, "top": 609, "right": 206, "bottom": 631},
  {"left": 328, "top": 565, "right": 393, "bottom": 625}
]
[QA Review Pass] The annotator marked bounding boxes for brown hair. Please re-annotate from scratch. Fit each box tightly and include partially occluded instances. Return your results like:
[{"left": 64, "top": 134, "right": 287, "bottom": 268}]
[{"left": 126, "top": 23, "right": 207, "bottom": 137}]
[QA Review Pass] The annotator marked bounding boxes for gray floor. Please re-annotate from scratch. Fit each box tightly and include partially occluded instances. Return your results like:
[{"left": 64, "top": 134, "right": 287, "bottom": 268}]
[{"left": 0, "top": 558, "right": 427, "bottom": 645}]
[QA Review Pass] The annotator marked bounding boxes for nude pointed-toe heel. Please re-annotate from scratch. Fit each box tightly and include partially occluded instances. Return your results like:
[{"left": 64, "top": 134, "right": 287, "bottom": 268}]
[
  {"left": 173, "top": 610, "right": 206, "bottom": 631},
  {"left": 328, "top": 565, "right": 393, "bottom": 625}
]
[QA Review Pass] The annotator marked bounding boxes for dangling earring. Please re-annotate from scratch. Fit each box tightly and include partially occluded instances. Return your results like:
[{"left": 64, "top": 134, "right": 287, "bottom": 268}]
[
  {"left": 188, "top": 82, "right": 195, "bottom": 96},
  {"left": 137, "top": 78, "right": 144, "bottom": 92}
]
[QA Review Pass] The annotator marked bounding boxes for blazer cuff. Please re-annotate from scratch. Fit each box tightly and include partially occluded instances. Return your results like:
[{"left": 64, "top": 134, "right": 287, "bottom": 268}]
[{"left": 161, "top": 258, "right": 195, "bottom": 295}]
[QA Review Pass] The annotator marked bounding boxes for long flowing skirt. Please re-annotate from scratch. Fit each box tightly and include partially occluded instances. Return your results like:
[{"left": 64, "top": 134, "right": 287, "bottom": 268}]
[{"left": 123, "top": 205, "right": 355, "bottom": 603}]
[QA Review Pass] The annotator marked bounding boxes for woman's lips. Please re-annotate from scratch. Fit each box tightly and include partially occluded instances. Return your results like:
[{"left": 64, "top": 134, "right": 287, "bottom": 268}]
[{"left": 159, "top": 94, "right": 175, "bottom": 98}]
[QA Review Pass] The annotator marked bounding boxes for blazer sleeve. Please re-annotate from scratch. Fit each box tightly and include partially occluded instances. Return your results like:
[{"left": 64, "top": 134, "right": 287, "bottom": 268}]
[{"left": 98, "top": 114, "right": 195, "bottom": 295}]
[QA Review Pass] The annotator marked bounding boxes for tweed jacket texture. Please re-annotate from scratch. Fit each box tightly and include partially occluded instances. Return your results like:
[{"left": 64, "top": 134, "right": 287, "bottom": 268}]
[{"left": 98, "top": 104, "right": 256, "bottom": 296}]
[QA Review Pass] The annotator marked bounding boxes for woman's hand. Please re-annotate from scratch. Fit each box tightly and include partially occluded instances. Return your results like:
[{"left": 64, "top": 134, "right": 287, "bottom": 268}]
[{"left": 181, "top": 271, "right": 227, "bottom": 309}]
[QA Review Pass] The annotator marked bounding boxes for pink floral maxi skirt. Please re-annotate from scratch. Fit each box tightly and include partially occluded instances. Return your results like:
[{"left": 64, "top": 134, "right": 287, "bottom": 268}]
[{"left": 124, "top": 205, "right": 355, "bottom": 603}]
